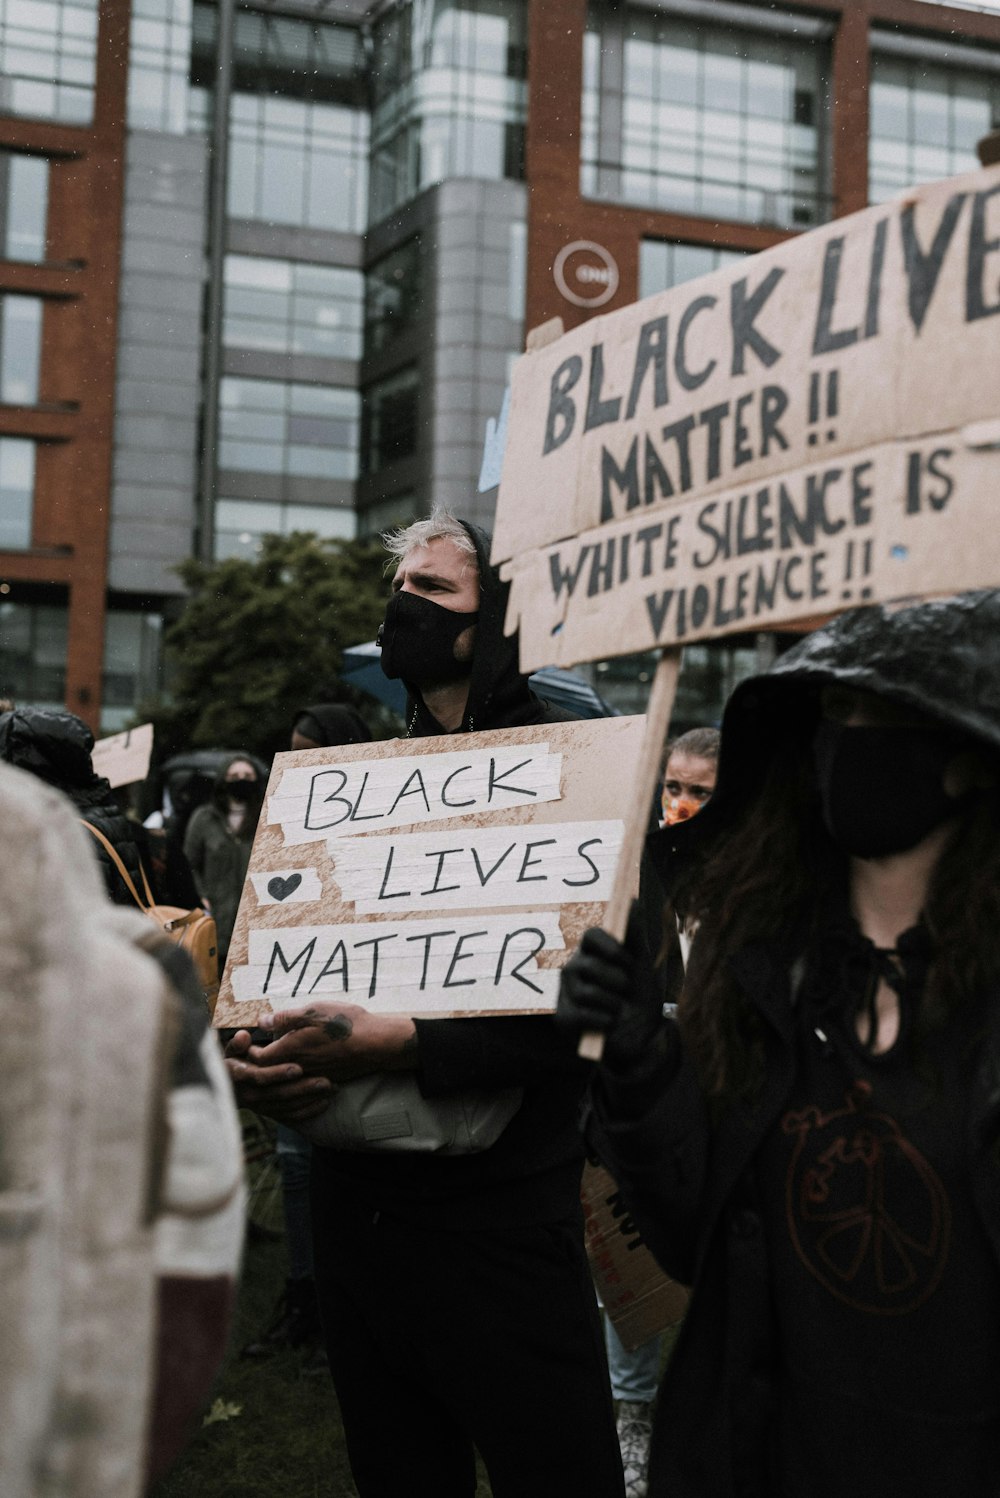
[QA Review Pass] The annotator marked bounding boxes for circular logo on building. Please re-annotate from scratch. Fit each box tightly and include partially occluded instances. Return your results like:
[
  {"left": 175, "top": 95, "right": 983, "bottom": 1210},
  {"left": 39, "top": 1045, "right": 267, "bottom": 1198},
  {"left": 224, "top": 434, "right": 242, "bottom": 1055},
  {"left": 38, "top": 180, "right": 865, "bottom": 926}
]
[{"left": 553, "top": 240, "right": 620, "bottom": 309}]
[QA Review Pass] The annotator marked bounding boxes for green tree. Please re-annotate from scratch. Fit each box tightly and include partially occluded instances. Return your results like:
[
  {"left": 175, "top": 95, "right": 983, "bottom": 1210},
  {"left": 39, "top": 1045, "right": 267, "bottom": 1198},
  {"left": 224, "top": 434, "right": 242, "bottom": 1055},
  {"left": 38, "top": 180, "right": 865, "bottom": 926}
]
[{"left": 144, "top": 532, "right": 396, "bottom": 763}]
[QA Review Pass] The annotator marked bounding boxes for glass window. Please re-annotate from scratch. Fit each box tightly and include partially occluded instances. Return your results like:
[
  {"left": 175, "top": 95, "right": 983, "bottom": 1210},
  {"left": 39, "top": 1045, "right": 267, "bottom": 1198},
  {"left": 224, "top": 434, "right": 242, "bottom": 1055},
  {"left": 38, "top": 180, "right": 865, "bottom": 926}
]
[
  {"left": 358, "top": 490, "right": 419, "bottom": 538},
  {"left": 192, "top": 3, "right": 369, "bottom": 226},
  {"left": 583, "top": 3, "right": 831, "bottom": 230},
  {"left": 0, "top": 0, "right": 98, "bottom": 124},
  {"left": 0, "top": 153, "right": 48, "bottom": 262},
  {"left": 370, "top": 0, "right": 528, "bottom": 223},
  {"left": 214, "top": 495, "right": 355, "bottom": 561},
  {"left": 227, "top": 92, "right": 369, "bottom": 232},
  {"left": 218, "top": 376, "right": 360, "bottom": 480},
  {"left": 0, "top": 594, "right": 67, "bottom": 707},
  {"left": 869, "top": 53, "right": 1000, "bottom": 204},
  {"left": 100, "top": 610, "right": 163, "bottom": 731},
  {"left": 638, "top": 240, "right": 747, "bottom": 300},
  {"left": 363, "top": 366, "right": 420, "bottom": 474},
  {"left": 365, "top": 238, "right": 424, "bottom": 357},
  {"left": 128, "top": 0, "right": 192, "bottom": 133},
  {"left": 0, "top": 295, "right": 43, "bottom": 404},
  {"left": 0, "top": 436, "right": 35, "bottom": 548},
  {"left": 224, "top": 255, "right": 364, "bottom": 361}
]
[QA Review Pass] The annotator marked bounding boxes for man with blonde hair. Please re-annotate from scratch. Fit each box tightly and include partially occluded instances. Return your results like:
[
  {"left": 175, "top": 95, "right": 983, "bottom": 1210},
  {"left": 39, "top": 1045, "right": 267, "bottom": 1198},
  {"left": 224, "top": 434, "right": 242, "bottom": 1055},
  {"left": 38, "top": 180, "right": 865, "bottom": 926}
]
[{"left": 227, "top": 511, "right": 625, "bottom": 1498}]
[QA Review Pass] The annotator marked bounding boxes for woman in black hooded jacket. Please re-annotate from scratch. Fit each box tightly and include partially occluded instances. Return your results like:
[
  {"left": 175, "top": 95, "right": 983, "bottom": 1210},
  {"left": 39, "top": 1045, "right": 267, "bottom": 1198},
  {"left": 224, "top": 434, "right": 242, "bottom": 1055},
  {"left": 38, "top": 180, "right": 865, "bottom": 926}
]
[{"left": 558, "top": 590, "right": 1000, "bottom": 1498}]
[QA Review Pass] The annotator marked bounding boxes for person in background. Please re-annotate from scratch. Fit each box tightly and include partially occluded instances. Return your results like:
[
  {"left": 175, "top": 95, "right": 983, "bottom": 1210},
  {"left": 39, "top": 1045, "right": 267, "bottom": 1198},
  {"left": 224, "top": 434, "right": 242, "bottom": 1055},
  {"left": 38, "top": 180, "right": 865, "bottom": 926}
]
[
  {"left": 290, "top": 702, "right": 372, "bottom": 753},
  {"left": 659, "top": 727, "right": 720, "bottom": 829},
  {"left": 0, "top": 706, "right": 145, "bottom": 905},
  {"left": 183, "top": 755, "right": 263, "bottom": 964},
  {"left": 558, "top": 592, "right": 1000, "bottom": 1498},
  {"left": 610, "top": 726, "right": 720, "bottom": 1498},
  {"left": 243, "top": 699, "right": 374, "bottom": 1372}
]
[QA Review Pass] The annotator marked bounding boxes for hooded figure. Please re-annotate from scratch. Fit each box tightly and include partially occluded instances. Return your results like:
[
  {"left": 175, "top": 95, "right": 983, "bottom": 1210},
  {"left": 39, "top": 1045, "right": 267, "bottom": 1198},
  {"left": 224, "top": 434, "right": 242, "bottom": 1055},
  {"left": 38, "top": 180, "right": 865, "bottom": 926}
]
[
  {"left": 377, "top": 517, "right": 566, "bottom": 736},
  {"left": 182, "top": 754, "right": 263, "bottom": 962},
  {"left": 0, "top": 706, "right": 145, "bottom": 905},
  {"left": 559, "top": 591, "right": 1000, "bottom": 1498},
  {"left": 290, "top": 702, "right": 372, "bottom": 751}
]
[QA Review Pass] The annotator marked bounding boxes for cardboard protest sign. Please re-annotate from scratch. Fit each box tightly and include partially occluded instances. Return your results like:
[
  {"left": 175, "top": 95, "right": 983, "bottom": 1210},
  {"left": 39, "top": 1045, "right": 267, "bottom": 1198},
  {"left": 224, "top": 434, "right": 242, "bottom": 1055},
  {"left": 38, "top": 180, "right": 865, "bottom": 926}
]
[
  {"left": 92, "top": 722, "right": 154, "bottom": 789},
  {"left": 582, "top": 1162, "right": 689, "bottom": 1351},
  {"left": 212, "top": 716, "right": 647, "bottom": 1029},
  {"left": 493, "top": 164, "right": 1000, "bottom": 670}
]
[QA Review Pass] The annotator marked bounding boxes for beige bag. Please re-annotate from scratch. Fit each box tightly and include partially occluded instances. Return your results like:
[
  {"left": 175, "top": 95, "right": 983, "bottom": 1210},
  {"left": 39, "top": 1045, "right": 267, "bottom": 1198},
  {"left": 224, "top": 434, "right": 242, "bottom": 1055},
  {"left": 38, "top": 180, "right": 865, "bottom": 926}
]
[{"left": 81, "top": 821, "right": 220, "bottom": 1010}]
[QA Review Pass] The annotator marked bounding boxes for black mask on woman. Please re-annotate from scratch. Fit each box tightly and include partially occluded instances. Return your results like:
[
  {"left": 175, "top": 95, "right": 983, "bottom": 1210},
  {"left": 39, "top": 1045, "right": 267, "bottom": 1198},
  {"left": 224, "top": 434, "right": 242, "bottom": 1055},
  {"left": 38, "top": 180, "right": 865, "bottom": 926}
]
[
  {"left": 378, "top": 591, "right": 479, "bottom": 685},
  {"left": 812, "top": 719, "right": 965, "bottom": 859},
  {"left": 225, "top": 778, "right": 259, "bottom": 804}
]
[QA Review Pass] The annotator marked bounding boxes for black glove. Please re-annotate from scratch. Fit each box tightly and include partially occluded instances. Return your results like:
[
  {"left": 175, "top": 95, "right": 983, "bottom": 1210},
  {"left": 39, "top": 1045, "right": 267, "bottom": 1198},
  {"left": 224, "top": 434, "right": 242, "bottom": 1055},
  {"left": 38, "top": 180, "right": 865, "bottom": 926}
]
[{"left": 557, "top": 904, "right": 667, "bottom": 1074}]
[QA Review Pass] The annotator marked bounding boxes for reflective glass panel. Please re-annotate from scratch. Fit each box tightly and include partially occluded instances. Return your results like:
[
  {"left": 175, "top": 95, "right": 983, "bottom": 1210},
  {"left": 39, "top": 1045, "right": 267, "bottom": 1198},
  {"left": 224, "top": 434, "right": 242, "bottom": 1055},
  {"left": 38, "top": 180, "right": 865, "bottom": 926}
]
[
  {"left": 583, "top": 3, "right": 831, "bottom": 229},
  {"left": 0, "top": 436, "right": 35, "bottom": 549},
  {"left": 0, "top": 295, "right": 42, "bottom": 404},
  {"left": 363, "top": 365, "right": 419, "bottom": 474},
  {"left": 0, "top": 0, "right": 98, "bottom": 124},
  {"left": 218, "top": 377, "right": 361, "bottom": 480},
  {"left": 224, "top": 255, "right": 364, "bottom": 360},
  {"left": 0, "top": 153, "right": 48, "bottom": 262},
  {"left": 370, "top": 0, "right": 527, "bottom": 223},
  {"left": 128, "top": 0, "right": 192, "bottom": 133},
  {"left": 638, "top": 240, "right": 746, "bottom": 299},
  {"left": 364, "top": 238, "right": 424, "bottom": 357},
  {"left": 0, "top": 596, "right": 67, "bottom": 707},
  {"left": 214, "top": 495, "right": 355, "bottom": 561},
  {"left": 869, "top": 53, "right": 1000, "bottom": 203}
]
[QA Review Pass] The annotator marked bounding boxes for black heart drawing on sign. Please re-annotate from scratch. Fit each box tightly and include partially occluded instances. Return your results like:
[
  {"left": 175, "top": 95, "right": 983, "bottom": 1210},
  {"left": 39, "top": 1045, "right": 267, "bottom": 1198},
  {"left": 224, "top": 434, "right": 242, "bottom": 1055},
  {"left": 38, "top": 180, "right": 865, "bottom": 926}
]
[{"left": 267, "top": 873, "right": 303, "bottom": 901}]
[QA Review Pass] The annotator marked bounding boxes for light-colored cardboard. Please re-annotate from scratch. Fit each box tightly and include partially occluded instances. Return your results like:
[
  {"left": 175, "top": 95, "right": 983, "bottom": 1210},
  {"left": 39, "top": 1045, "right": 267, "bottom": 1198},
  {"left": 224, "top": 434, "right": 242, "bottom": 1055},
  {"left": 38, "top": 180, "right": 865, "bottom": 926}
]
[
  {"left": 213, "top": 717, "right": 647, "bottom": 1028},
  {"left": 493, "top": 164, "right": 1000, "bottom": 667},
  {"left": 582, "top": 1162, "right": 689, "bottom": 1352},
  {"left": 91, "top": 722, "right": 154, "bottom": 789}
]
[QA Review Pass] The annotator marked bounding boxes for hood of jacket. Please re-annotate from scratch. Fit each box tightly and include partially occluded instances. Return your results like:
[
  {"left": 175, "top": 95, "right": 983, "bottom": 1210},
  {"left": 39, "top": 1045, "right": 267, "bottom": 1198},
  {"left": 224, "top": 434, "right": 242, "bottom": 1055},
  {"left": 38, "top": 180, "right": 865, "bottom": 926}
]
[
  {"left": 0, "top": 706, "right": 103, "bottom": 792},
  {"left": 399, "top": 520, "right": 544, "bottom": 736},
  {"left": 651, "top": 589, "right": 1000, "bottom": 887}
]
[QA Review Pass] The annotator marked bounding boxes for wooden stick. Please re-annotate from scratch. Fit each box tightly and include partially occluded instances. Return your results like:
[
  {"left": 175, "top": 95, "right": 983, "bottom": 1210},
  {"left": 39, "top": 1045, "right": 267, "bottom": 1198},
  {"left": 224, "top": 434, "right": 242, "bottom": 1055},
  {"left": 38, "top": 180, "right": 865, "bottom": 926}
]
[{"left": 577, "top": 648, "right": 683, "bottom": 1061}]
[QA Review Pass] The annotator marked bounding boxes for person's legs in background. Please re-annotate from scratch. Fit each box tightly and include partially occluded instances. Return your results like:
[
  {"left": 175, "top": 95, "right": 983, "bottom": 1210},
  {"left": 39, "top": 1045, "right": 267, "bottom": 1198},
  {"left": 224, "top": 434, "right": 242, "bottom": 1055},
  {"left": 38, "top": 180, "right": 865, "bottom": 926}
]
[
  {"left": 243, "top": 1125, "right": 325, "bottom": 1370},
  {"left": 605, "top": 1319, "right": 662, "bottom": 1498}
]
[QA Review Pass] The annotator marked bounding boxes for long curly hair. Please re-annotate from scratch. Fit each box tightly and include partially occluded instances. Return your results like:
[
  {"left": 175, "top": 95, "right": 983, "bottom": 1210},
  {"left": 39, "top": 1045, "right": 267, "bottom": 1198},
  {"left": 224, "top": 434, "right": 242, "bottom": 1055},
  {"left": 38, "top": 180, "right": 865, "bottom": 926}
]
[{"left": 676, "top": 722, "right": 1000, "bottom": 1104}]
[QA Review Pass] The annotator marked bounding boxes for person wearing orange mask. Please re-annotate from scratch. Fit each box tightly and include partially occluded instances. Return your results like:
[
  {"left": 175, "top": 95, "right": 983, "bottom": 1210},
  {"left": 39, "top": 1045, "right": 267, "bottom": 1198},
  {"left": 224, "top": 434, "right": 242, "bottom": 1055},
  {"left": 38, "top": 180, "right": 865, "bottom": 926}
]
[{"left": 660, "top": 728, "right": 719, "bottom": 828}]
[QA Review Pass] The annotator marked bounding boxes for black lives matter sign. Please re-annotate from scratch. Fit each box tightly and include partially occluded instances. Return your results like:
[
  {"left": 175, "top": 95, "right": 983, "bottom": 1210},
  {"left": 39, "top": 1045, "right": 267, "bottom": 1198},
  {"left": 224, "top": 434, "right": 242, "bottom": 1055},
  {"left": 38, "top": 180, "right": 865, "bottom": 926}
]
[{"left": 493, "top": 165, "right": 1000, "bottom": 670}]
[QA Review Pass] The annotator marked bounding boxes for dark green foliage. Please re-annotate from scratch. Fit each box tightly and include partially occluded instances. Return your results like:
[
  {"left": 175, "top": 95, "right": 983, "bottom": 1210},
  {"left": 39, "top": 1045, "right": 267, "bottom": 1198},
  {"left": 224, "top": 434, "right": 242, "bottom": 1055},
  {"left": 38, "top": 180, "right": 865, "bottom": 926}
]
[{"left": 143, "top": 533, "right": 395, "bottom": 763}]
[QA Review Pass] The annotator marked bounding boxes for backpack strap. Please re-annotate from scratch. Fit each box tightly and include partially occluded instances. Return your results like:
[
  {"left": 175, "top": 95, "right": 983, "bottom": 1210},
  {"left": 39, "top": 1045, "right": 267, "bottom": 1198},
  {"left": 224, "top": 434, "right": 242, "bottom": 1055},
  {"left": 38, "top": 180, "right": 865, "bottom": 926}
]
[{"left": 80, "top": 820, "right": 155, "bottom": 911}]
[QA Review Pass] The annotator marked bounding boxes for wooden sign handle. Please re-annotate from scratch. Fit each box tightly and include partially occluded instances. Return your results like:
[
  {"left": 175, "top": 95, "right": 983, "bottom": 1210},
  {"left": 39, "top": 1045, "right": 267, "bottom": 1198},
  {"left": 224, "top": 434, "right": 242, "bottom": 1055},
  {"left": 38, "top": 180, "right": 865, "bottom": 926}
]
[{"left": 577, "top": 649, "right": 682, "bottom": 1061}]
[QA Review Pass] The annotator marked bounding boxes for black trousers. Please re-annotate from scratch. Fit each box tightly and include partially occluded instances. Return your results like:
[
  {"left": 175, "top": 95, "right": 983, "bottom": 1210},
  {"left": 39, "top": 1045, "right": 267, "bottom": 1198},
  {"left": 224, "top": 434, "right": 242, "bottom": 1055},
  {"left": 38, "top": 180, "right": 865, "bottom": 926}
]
[{"left": 310, "top": 1182, "right": 625, "bottom": 1498}]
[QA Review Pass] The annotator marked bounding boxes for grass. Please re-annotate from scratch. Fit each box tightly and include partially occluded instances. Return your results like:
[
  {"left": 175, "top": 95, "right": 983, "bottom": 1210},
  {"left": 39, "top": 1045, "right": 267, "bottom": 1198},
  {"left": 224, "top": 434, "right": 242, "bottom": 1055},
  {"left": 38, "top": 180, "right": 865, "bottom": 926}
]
[
  {"left": 152, "top": 1214, "right": 492, "bottom": 1496},
  {"left": 152, "top": 1230, "right": 361, "bottom": 1498}
]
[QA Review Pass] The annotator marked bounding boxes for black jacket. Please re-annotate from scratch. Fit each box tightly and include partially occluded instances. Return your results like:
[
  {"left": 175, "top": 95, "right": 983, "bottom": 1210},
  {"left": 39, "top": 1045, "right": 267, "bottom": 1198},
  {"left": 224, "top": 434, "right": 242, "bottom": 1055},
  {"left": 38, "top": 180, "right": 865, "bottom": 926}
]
[
  {"left": 314, "top": 521, "right": 593, "bottom": 1227},
  {"left": 589, "top": 943, "right": 1000, "bottom": 1498},
  {"left": 589, "top": 590, "right": 1000, "bottom": 1496},
  {"left": 0, "top": 707, "right": 145, "bottom": 906}
]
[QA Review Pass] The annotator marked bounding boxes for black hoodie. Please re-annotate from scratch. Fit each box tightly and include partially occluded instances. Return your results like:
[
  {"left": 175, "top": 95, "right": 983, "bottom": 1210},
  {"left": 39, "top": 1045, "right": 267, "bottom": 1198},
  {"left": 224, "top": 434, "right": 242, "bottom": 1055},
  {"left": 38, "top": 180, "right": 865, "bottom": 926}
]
[
  {"left": 0, "top": 707, "right": 145, "bottom": 905},
  {"left": 312, "top": 521, "right": 591, "bottom": 1227},
  {"left": 400, "top": 520, "right": 569, "bottom": 737}
]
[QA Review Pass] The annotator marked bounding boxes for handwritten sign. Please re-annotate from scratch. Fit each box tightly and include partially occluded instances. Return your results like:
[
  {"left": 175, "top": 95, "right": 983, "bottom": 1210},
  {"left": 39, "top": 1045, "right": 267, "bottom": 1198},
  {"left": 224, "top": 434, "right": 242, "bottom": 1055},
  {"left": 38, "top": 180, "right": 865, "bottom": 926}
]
[
  {"left": 212, "top": 717, "right": 646, "bottom": 1027},
  {"left": 493, "top": 164, "right": 1000, "bottom": 670},
  {"left": 91, "top": 723, "right": 154, "bottom": 789}
]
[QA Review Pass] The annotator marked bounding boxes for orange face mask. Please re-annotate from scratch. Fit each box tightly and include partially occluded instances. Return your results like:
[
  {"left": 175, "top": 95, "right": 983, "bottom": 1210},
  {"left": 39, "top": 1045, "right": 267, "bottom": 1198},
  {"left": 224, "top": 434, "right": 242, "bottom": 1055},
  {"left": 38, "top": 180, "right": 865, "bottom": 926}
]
[{"left": 661, "top": 790, "right": 702, "bottom": 825}]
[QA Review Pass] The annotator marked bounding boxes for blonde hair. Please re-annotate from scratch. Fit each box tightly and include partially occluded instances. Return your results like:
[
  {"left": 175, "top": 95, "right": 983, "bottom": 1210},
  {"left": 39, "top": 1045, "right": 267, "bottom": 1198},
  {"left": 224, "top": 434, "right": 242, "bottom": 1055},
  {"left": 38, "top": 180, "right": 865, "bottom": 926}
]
[{"left": 381, "top": 509, "right": 477, "bottom": 569}]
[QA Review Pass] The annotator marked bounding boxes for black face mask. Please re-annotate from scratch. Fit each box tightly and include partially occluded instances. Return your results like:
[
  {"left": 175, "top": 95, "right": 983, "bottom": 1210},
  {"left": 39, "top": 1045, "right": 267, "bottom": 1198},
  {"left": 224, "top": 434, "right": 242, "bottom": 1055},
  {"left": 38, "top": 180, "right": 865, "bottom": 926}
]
[
  {"left": 378, "top": 590, "right": 479, "bottom": 686},
  {"left": 813, "top": 719, "right": 964, "bottom": 859},
  {"left": 226, "top": 778, "right": 259, "bottom": 803}
]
